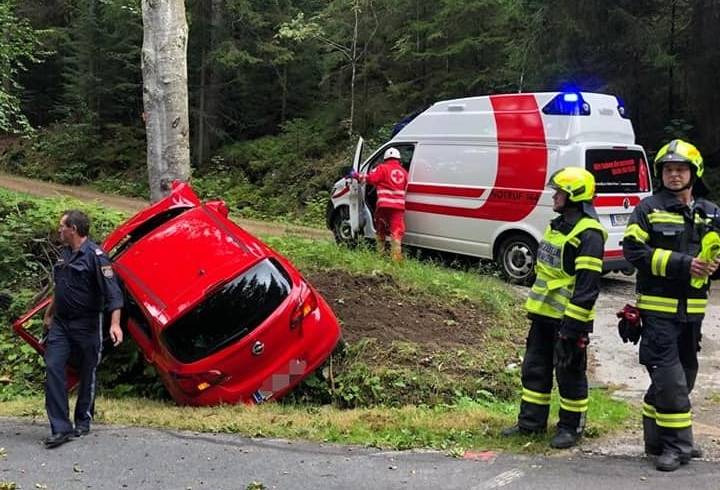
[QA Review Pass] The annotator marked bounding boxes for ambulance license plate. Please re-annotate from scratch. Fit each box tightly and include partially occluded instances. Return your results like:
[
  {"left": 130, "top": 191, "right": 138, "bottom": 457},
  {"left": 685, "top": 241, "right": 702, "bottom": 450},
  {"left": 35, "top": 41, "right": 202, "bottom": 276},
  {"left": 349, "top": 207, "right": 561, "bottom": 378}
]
[{"left": 611, "top": 214, "right": 630, "bottom": 227}]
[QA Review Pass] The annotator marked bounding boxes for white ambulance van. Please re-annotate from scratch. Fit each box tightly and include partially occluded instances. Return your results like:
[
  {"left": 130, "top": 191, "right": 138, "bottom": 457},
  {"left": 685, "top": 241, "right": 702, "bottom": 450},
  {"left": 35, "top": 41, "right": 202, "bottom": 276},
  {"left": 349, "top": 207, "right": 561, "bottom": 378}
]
[{"left": 326, "top": 92, "right": 652, "bottom": 284}]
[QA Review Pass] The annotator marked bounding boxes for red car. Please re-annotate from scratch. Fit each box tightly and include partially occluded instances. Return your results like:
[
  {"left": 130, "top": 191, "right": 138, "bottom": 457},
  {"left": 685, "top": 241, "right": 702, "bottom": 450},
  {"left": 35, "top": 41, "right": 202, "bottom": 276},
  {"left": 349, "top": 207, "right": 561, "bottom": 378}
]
[{"left": 13, "top": 182, "right": 341, "bottom": 405}]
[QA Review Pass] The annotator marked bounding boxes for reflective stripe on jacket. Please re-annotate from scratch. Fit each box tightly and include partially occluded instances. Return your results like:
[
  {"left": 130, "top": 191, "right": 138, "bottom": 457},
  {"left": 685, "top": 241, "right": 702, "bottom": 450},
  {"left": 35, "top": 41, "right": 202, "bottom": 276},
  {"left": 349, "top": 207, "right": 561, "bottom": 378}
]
[
  {"left": 525, "top": 216, "right": 607, "bottom": 325},
  {"left": 623, "top": 189, "right": 720, "bottom": 318}
]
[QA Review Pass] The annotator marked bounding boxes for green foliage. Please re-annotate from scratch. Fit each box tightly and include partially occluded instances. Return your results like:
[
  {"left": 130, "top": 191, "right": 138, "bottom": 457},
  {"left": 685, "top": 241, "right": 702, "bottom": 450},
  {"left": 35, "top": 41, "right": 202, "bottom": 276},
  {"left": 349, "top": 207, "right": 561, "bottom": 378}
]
[{"left": 0, "top": 0, "right": 46, "bottom": 133}]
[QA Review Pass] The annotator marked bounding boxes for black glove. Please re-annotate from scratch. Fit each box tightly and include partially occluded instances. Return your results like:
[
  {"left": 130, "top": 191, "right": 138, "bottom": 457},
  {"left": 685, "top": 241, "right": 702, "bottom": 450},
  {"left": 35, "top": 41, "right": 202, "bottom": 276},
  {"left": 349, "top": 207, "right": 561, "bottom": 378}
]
[
  {"left": 554, "top": 334, "right": 589, "bottom": 370},
  {"left": 0, "top": 291, "right": 12, "bottom": 311},
  {"left": 616, "top": 304, "right": 642, "bottom": 345}
]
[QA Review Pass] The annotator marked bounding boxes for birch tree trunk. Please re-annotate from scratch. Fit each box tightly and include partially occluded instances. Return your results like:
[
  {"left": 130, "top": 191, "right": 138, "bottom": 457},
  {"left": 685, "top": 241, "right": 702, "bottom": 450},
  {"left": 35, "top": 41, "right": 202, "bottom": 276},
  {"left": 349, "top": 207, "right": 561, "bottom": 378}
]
[{"left": 141, "top": 0, "right": 191, "bottom": 202}]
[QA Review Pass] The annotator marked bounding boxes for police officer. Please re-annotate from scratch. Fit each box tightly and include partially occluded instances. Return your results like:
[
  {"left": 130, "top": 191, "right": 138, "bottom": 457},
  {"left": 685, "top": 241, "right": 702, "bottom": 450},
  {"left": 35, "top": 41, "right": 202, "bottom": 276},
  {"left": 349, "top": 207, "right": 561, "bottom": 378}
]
[
  {"left": 623, "top": 139, "right": 719, "bottom": 471},
  {"left": 502, "top": 167, "right": 606, "bottom": 449},
  {"left": 42, "top": 210, "right": 124, "bottom": 449}
]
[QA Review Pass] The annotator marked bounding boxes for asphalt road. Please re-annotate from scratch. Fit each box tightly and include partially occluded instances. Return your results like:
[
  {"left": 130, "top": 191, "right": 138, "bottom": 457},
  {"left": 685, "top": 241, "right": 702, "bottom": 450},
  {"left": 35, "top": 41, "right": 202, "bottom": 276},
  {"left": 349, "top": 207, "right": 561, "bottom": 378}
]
[{"left": 2, "top": 418, "right": 720, "bottom": 490}]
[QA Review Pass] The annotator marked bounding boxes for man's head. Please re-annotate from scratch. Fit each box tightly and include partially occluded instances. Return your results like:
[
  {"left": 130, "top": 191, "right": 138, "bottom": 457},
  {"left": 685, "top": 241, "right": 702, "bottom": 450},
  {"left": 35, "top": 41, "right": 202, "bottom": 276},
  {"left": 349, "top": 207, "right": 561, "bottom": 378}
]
[
  {"left": 59, "top": 210, "right": 90, "bottom": 246},
  {"left": 383, "top": 147, "right": 401, "bottom": 162},
  {"left": 547, "top": 167, "right": 596, "bottom": 215},
  {"left": 654, "top": 139, "right": 703, "bottom": 193}
]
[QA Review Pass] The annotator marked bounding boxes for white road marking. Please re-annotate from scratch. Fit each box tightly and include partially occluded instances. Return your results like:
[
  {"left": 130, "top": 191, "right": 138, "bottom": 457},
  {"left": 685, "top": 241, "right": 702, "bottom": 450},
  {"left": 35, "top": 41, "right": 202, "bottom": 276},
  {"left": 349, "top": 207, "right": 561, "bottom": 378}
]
[{"left": 473, "top": 468, "right": 525, "bottom": 489}]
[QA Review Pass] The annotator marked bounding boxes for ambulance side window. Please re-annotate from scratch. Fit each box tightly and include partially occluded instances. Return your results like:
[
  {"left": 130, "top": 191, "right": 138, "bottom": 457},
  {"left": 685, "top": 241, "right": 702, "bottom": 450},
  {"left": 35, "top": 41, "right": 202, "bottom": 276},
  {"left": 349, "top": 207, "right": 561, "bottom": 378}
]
[{"left": 366, "top": 144, "right": 416, "bottom": 172}]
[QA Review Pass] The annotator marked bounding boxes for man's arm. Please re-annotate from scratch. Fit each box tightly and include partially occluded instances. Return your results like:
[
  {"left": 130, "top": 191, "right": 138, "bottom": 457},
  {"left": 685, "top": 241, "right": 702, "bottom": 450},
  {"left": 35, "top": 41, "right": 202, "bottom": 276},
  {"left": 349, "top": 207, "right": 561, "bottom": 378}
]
[
  {"left": 561, "top": 229, "right": 604, "bottom": 337},
  {"left": 95, "top": 250, "right": 124, "bottom": 346},
  {"left": 43, "top": 296, "right": 55, "bottom": 329}
]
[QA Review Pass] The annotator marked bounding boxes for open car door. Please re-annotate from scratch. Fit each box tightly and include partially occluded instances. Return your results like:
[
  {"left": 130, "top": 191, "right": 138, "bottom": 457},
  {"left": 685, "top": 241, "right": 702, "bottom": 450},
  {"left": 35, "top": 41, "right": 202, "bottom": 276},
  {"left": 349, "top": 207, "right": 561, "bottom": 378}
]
[
  {"left": 12, "top": 295, "right": 80, "bottom": 390},
  {"left": 348, "top": 137, "right": 366, "bottom": 238}
]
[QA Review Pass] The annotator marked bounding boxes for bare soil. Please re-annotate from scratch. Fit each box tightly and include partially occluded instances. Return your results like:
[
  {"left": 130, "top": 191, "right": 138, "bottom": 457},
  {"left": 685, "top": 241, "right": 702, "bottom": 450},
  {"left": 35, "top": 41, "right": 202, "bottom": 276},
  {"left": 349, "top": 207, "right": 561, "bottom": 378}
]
[{"left": 306, "top": 270, "right": 489, "bottom": 347}]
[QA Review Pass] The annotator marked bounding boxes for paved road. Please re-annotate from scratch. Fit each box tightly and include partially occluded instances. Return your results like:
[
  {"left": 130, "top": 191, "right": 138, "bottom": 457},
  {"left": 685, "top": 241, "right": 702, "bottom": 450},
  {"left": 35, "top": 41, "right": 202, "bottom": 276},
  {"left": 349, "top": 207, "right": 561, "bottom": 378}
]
[{"left": 2, "top": 418, "right": 720, "bottom": 490}]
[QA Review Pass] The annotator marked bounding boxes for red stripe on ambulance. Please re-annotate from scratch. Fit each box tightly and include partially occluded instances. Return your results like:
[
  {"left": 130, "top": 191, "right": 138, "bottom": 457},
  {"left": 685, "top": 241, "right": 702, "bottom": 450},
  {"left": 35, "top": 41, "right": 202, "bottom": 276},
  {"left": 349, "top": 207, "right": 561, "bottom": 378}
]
[{"left": 405, "top": 94, "right": 547, "bottom": 222}]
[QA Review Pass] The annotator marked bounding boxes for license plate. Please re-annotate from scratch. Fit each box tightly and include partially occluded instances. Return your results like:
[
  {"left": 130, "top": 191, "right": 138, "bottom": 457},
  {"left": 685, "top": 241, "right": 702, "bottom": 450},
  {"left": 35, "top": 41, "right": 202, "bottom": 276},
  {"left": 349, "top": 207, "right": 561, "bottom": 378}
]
[{"left": 611, "top": 214, "right": 630, "bottom": 227}]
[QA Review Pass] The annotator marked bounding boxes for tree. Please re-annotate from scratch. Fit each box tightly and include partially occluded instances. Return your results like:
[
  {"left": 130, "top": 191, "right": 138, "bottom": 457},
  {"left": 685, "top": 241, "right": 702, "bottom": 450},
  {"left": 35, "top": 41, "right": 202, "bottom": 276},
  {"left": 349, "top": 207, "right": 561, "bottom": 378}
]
[
  {"left": 0, "top": 0, "right": 44, "bottom": 134},
  {"left": 141, "top": 0, "right": 191, "bottom": 202}
]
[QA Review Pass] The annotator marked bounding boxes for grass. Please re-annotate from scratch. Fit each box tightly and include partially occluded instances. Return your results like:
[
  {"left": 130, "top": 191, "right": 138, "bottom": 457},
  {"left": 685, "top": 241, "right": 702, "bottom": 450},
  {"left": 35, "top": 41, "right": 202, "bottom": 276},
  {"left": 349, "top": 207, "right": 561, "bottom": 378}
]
[{"left": 0, "top": 389, "right": 630, "bottom": 453}]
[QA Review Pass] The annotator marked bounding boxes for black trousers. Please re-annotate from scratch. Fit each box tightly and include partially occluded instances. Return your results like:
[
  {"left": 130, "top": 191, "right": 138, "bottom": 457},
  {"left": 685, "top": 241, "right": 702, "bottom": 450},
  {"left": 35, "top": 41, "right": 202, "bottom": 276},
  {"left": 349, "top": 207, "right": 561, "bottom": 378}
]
[
  {"left": 45, "top": 315, "right": 103, "bottom": 435},
  {"left": 639, "top": 314, "right": 701, "bottom": 457},
  {"left": 517, "top": 317, "right": 588, "bottom": 433}
]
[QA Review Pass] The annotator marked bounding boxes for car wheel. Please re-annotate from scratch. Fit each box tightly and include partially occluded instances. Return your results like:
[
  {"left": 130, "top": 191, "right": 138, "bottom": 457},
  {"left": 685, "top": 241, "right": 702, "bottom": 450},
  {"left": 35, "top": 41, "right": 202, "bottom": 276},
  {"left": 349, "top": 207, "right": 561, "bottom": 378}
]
[
  {"left": 331, "top": 206, "right": 358, "bottom": 246},
  {"left": 497, "top": 234, "right": 537, "bottom": 286}
]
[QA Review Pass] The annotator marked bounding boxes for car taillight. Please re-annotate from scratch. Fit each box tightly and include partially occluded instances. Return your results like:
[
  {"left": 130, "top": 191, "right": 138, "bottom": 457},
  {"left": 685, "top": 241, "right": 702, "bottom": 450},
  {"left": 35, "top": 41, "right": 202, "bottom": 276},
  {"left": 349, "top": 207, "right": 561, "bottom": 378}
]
[
  {"left": 290, "top": 284, "right": 318, "bottom": 329},
  {"left": 638, "top": 160, "right": 650, "bottom": 192},
  {"left": 171, "top": 369, "right": 226, "bottom": 395}
]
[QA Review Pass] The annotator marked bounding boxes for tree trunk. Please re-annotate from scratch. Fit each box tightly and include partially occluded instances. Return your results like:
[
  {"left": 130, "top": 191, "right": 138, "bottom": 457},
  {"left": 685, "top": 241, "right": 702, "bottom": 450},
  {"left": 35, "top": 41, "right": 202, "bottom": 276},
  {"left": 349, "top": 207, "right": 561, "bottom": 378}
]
[
  {"left": 141, "top": 0, "right": 191, "bottom": 202},
  {"left": 348, "top": 1, "right": 359, "bottom": 137}
]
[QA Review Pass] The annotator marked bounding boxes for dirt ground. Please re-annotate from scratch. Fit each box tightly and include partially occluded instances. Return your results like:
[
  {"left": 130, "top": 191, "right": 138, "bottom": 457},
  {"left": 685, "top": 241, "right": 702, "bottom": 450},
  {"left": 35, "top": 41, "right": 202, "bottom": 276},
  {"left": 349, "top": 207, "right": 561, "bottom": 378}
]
[{"left": 306, "top": 270, "right": 490, "bottom": 347}]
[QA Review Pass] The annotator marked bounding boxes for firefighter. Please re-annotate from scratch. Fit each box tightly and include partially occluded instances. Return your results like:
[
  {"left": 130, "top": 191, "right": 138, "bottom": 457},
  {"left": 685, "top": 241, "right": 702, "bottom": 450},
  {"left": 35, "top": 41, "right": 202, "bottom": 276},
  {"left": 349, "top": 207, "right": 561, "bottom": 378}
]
[
  {"left": 623, "top": 139, "right": 720, "bottom": 471},
  {"left": 353, "top": 147, "right": 409, "bottom": 262},
  {"left": 502, "top": 167, "right": 606, "bottom": 449},
  {"left": 42, "top": 210, "right": 124, "bottom": 449}
]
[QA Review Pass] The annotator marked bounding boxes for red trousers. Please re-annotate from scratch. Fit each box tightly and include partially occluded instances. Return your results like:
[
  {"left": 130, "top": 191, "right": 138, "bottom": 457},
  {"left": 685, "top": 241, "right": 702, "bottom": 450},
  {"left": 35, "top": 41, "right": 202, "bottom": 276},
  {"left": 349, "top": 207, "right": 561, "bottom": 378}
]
[{"left": 374, "top": 207, "right": 405, "bottom": 241}]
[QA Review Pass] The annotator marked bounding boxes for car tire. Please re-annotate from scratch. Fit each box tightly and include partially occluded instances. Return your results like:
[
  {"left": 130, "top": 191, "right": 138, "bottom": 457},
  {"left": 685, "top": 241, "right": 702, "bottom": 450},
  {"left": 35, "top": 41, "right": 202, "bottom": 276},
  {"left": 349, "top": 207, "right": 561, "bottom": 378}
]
[
  {"left": 331, "top": 206, "right": 359, "bottom": 247},
  {"left": 497, "top": 234, "right": 537, "bottom": 286}
]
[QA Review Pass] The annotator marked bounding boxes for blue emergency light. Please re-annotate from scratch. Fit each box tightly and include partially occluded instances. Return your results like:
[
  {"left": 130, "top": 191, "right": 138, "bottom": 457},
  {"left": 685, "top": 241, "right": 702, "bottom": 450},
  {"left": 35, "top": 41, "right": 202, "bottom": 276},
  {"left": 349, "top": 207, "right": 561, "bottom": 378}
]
[
  {"left": 616, "top": 96, "right": 630, "bottom": 119},
  {"left": 542, "top": 91, "right": 591, "bottom": 116}
]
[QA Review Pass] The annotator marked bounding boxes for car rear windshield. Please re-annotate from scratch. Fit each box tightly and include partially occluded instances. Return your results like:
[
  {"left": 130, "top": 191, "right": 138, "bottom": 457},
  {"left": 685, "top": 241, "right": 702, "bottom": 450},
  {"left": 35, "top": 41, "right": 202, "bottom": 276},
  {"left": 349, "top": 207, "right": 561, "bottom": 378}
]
[
  {"left": 586, "top": 149, "right": 651, "bottom": 194},
  {"left": 161, "top": 258, "right": 292, "bottom": 363}
]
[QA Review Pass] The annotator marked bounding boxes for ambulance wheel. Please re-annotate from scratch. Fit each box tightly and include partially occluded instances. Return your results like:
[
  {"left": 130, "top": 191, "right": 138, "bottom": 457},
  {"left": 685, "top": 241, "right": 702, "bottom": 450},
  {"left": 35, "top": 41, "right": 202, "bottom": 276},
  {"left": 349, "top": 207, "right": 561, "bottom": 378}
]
[
  {"left": 331, "top": 206, "right": 358, "bottom": 247},
  {"left": 497, "top": 234, "right": 537, "bottom": 286}
]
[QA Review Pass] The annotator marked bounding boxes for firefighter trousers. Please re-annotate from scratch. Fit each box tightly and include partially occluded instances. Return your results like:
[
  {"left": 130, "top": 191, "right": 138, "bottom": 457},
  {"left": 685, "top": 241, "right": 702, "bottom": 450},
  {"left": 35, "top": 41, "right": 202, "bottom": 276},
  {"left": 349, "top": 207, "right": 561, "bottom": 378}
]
[
  {"left": 517, "top": 317, "right": 588, "bottom": 433},
  {"left": 639, "top": 314, "right": 701, "bottom": 458},
  {"left": 45, "top": 316, "right": 103, "bottom": 435}
]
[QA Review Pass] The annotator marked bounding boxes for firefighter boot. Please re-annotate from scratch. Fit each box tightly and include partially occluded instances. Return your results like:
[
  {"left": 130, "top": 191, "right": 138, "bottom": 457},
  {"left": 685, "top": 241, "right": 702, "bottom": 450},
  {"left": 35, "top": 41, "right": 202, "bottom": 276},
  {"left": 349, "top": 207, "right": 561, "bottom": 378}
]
[
  {"left": 376, "top": 235, "right": 386, "bottom": 255},
  {"left": 550, "top": 429, "right": 581, "bottom": 449},
  {"left": 390, "top": 239, "right": 403, "bottom": 262}
]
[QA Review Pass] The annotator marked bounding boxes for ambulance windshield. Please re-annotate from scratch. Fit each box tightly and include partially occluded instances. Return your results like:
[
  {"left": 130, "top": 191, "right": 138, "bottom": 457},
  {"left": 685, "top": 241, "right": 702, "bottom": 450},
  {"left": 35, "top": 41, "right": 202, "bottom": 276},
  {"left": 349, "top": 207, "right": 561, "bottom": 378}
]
[{"left": 586, "top": 149, "right": 651, "bottom": 194}]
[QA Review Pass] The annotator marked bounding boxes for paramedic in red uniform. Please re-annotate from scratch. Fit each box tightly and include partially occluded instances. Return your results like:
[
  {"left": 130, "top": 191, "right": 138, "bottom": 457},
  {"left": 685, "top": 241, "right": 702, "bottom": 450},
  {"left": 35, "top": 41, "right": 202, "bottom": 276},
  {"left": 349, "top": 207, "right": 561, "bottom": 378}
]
[{"left": 355, "top": 147, "right": 409, "bottom": 262}]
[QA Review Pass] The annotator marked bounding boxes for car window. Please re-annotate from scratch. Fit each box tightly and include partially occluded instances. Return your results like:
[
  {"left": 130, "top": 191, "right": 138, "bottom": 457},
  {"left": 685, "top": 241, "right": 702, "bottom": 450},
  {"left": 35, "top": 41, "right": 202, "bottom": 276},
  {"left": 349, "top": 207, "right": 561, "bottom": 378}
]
[
  {"left": 363, "top": 144, "right": 416, "bottom": 172},
  {"left": 161, "top": 258, "right": 292, "bottom": 363}
]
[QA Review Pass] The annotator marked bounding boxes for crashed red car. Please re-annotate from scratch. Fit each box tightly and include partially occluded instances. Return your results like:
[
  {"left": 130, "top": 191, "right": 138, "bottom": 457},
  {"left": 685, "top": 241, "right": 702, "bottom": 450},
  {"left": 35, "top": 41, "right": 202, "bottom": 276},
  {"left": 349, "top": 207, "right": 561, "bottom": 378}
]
[{"left": 13, "top": 182, "right": 341, "bottom": 405}]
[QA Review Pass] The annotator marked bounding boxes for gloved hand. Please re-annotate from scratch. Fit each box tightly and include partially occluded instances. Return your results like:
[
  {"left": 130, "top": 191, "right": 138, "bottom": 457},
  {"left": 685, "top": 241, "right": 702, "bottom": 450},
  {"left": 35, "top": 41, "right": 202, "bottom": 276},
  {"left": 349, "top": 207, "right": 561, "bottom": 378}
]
[
  {"left": 346, "top": 170, "right": 360, "bottom": 181},
  {"left": 554, "top": 333, "right": 589, "bottom": 370},
  {"left": 0, "top": 291, "right": 12, "bottom": 311},
  {"left": 616, "top": 304, "right": 642, "bottom": 345}
]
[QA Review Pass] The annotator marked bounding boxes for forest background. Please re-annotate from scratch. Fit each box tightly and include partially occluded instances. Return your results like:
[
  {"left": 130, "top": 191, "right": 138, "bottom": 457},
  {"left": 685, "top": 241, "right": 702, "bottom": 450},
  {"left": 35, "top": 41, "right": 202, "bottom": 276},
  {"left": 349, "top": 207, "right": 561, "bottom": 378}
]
[{"left": 1, "top": 0, "right": 720, "bottom": 224}]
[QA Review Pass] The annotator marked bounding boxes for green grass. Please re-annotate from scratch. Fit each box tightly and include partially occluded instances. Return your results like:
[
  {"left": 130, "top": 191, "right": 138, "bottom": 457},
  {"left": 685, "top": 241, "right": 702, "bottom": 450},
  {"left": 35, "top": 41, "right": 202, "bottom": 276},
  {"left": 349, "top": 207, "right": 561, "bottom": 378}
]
[{"left": 0, "top": 388, "right": 630, "bottom": 453}]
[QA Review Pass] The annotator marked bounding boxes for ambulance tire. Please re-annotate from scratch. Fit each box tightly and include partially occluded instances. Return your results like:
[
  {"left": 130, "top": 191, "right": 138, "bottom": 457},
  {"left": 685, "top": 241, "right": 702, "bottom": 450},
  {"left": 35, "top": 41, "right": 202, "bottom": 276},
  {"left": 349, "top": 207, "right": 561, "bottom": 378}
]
[
  {"left": 497, "top": 233, "right": 537, "bottom": 286},
  {"left": 331, "top": 206, "right": 359, "bottom": 247}
]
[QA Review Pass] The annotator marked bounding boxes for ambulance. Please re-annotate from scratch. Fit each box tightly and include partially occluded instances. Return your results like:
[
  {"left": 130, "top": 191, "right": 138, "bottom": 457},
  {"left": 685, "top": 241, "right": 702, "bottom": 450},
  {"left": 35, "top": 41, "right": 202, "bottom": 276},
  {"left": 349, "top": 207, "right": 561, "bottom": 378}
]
[{"left": 326, "top": 92, "right": 652, "bottom": 284}]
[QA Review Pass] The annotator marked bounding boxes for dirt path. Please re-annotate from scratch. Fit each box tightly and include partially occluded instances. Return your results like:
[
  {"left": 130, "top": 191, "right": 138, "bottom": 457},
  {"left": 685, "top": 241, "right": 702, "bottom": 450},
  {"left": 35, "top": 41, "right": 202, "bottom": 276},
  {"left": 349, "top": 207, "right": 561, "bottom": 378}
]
[{"left": 0, "top": 172, "right": 332, "bottom": 241}]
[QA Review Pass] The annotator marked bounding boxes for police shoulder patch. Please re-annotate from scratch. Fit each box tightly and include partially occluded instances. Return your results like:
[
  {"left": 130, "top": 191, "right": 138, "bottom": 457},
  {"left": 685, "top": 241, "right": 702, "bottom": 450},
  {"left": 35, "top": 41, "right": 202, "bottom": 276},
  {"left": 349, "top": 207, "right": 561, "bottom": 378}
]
[
  {"left": 101, "top": 265, "right": 114, "bottom": 278},
  {"left": 95, "top": 248, "right": 104, "bottom": 256}
]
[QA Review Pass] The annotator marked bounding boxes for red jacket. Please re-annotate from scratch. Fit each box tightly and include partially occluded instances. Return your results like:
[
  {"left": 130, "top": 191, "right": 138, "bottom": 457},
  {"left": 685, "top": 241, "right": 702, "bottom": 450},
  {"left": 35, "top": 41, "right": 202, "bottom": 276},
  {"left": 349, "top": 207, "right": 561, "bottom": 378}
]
[{"left": 365, "top": 159, "right": 409, "bottom": 210}]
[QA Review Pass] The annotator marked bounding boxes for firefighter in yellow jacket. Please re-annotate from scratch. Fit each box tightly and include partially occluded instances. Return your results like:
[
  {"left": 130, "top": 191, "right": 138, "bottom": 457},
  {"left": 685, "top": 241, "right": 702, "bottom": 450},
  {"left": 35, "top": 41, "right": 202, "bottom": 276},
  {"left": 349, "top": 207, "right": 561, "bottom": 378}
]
[
  {"left": 502, "top": 167, "right": 606, "bottom": 449},
  {"left": 623, "top": 139, "right": 720, "bottom": 471}
]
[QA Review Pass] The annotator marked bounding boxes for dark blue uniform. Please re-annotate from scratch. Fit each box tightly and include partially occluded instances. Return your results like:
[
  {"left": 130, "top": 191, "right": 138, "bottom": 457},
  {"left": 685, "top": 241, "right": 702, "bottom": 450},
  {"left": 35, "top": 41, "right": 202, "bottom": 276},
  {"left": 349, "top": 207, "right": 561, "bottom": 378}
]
[{"left": 45, "top": 239, "right": 123, "bottom": 436}]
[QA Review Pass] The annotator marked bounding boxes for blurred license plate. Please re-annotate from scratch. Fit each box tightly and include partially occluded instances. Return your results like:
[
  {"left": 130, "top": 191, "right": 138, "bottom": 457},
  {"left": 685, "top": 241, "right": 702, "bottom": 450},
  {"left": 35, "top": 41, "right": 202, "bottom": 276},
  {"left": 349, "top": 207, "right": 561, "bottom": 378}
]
[{"left": 611, "top": 214, "right": 630, "bottom": 227}]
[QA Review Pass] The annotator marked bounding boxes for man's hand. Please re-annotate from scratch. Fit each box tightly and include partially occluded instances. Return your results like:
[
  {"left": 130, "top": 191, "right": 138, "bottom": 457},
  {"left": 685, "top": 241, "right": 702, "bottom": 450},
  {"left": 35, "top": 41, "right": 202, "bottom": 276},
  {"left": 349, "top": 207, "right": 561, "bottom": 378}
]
[
  {"left": 690, "top": 257, "right": 713, "bottom": 278},
  {"left": 109, "top": 323, "right": 123, "bottom": 346}
]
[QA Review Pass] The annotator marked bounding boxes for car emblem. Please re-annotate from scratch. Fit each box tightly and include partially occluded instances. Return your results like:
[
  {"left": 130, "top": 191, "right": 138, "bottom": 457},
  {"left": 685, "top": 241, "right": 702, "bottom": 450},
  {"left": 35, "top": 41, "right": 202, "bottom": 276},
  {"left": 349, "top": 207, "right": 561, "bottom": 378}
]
[
  {"left": 623, "top": 198, "right": 630, "bottom": 209},
  {"left": 252, "top": 341, "right": 264, "bottom": 356}
]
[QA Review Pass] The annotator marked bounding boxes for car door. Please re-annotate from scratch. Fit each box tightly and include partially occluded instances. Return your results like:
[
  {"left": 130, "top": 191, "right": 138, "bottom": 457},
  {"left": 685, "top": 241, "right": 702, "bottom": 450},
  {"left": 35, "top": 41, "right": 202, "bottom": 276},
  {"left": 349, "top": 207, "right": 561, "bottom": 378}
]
[{"left": 348, "top": 137, "right": 366, "bottom": 238}]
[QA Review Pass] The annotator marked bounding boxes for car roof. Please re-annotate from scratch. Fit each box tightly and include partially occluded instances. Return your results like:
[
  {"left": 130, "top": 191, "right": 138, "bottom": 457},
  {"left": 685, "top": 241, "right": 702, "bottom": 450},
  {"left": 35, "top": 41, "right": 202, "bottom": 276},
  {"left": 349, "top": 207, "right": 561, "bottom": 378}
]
[{"left": 113, "top": 205, "right": 268, "bottom": 327}]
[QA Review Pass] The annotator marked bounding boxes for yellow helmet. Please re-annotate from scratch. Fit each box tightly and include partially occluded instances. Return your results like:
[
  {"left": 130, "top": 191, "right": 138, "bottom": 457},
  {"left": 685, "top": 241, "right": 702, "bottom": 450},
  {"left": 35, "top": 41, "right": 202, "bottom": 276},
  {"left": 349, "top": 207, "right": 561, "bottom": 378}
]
[
  {"left": 653, "top": 139, "right": 704, "bottom": 178},
  {"left": 548, "top": 167, "right": 596, "bottom": 202}
]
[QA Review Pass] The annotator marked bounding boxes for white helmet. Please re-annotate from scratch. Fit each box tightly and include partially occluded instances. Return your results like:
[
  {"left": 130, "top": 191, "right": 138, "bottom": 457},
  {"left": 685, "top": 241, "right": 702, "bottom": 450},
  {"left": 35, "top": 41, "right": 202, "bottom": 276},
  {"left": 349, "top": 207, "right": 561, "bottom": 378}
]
[{"left": 383, "top": 147, "right": 401, "bottom": 161}]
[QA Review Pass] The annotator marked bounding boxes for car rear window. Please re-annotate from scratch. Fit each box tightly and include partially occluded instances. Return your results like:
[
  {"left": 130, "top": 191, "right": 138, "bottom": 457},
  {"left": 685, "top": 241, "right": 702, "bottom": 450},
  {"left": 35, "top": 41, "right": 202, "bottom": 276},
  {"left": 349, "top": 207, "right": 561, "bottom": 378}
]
[
  {"left": 586, "top": 149, "right": 651, "bottom": 194},
  {"left": 161, "top": 258, "right": 292, "bottom": 363}
]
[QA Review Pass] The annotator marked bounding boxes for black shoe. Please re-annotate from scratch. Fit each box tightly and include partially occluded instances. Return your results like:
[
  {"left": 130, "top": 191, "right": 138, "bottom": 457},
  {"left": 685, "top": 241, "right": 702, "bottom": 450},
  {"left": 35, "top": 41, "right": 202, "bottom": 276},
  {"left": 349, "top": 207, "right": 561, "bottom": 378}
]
[
  {"left": 73, "top": 426, "right": 90, "bottom": 438},
  {"left": 501, "top": 424, "right": 545, "bottom": 437},
  {"left": 550, "top": 429, "right": 581, "bottom": 449},
  {"left": 656, "top": 450, "right": 682, "bottom": 472},
  {"left": 44, "top": 432, "right": 73, "bottom": 449},
  {"left": 647, "top": 444, "right": 701, "bottom": 459}
]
